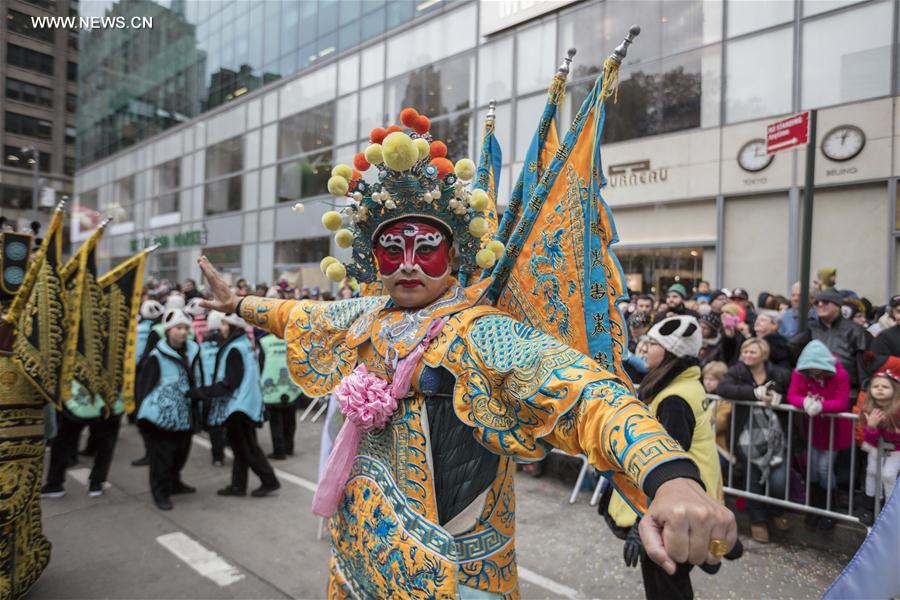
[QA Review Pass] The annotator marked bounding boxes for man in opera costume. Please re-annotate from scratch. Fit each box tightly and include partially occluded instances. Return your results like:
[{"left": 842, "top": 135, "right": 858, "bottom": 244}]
[{"left": 198, "top": 38, "right": 738, "bottom": 595}]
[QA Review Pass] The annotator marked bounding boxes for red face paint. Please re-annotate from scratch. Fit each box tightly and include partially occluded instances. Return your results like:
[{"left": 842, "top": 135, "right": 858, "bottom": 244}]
[{"left": 374, "top": 221, "right": 450, "bottom": 278}]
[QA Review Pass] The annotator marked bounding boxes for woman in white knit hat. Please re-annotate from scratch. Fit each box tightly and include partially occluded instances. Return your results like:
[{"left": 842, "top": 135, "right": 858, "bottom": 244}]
[{"left": 135, "top": 308, "right": 204, "bottom": 511}]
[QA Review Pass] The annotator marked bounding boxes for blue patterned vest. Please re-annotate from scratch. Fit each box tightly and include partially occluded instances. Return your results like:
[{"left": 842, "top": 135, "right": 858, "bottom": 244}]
[
  {"left": 136, "top": 339, "right": 200, "bottom": 431},
  {"left": 259, "top": 333, "right": 300, "bottom": 405},
  {"left": 199, "top": 339, "right": 220, "bottom": 386},
  {"left": 207, "top": 334, "right": 263, "bottom": 427},
  {"left": 63, "top": 380, "right": 124, "bottom": 422},
  {"left": 135, "top": 320, "right": 153, "bottom": 365}
]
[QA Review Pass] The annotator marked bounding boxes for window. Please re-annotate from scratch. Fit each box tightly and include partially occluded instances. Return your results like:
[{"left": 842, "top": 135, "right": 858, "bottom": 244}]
[
  {"left": 726, "top": 0, "right": 793, "bottom": 38},
  {"left": 6, "top": 43, "right": 54, "bottom": 75},
  {"left": 477, "top": 38, "right": 512, "bottom": 105},
  {"left": 5, "top": 111, "right": 52, "bottom": 140},
  {"left": 801, "top": 1, "right": 892, "bottom": 108},
  {"left": 516, "top": 21, "right": 556, "bottom": 95},
  {"left": 0, "top": 184, "right": 33, "bottom": 210},
  {"left": 803, "top": 0, "right": 866, "bottom": 17},
  {"left": 65, "top": 126, "right": 76, "bottom": 145},
  {"left": 429, "top": 114, "right": 470, "bottom": 164},
  {"left": 204, "top": 175, "right": 242, "bottom": 215},
  {"left": 278, "top": 151, "right": 333, "bottom": 202},
  {"left": 205, "top": 136, "right": 243, "bottom": 179},
  {"left": 150, "top": 252, "right": 178, "bottom": 284},
  {"left": 387, "top": 53, "right": 473, "bottom": 119},
  {"left": 275, "top": 237, "right": 331, "bottom": 265},
  {"left": 5, "top": 78, "right": 53, "bottom": 108},
  {"left": 3, "top": 145, "right": 50, "bottom": 172},
  {"left": 154, "top": 158, "right": 181, "bottom": 215},
  {"left": 202, "top": 245, "right": 242, "bottom": 270},
  {"left": 7, "top": 9, "right": 55, "bottom": 43},
  {"left": 725, "top": 28, "right": 793, "bottom": 123},
  {"left": 67, "top": 61, "right": 77, "bottom": 82},
  {"left": 79, "top": 189, "right": 98, "bottom": 211},
  {"left": 64, "top": 156, "right": 75, "bottom": 176},
  {"left": 66, "top": 93, "right": 77, "bottom": 113},
  {"left": 278, "top": 102, "right": 335, "bottom": 159},
  {"left": 108, "top": 176, "right": 135, "bottom": 222}
]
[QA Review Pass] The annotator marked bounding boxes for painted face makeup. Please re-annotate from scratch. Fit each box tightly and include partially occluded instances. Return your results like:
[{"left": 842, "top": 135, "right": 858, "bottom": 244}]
[{"left": 374, "top": 221, "right": 450, "bottom": 280}]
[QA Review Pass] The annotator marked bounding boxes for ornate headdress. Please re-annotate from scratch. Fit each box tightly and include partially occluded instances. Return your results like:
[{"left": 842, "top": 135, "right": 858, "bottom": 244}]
[{"left": 317, "top": 108, "right": 502, "bottom": 285}]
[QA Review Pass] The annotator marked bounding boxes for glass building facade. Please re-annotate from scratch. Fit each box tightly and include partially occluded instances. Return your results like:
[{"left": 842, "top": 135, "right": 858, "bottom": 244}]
[{"left": 75, "top": 0, "right": 900, "bottom": 301}]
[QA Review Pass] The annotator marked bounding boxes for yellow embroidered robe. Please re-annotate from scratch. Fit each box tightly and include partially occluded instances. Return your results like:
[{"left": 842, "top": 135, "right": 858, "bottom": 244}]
[{"left": 240, "top": 282, "right": 689, "bottom": 598}]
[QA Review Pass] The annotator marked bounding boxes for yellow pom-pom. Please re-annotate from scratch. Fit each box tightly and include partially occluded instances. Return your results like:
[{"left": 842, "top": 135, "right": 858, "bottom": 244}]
[
  {"left": 320, "top": 256, "right": 339, "bottom": 274},
  {"left": 365, "top": 144, "right": 384, "bottom": 165},
  {"left": 468, "top": 217, "right": 488, "bottom": 238},
  {"left": 476, "top": 248, "right": 496, "bottom": 269},
  {"left": 326, "top": 262, "right": 347, "bottom": 283},
  {"left": 335, "top": 228, "right": 354, "bottom": 249},
  {"left": 327, "top": 175, "right": 349, "bottom": 196},
  {"left": 414, "top": 138, "right": 430, "bottom": 160},
  {"left": 381, "top": 132, "right": 418, "bottom": 171},
  {"left": 331, "top": 164, "right": 353, "bottom": 180},
  {"left": 455, "top": 158, "right": 476, "bottom": 181},
  {"left": 487, "top": 240, "right": 505, "bottom": 258},
  {"left": 469, "top": 189, "right": 489, "bottom": 211},
  {"left": 322, "top": 211, "right": 343, "bottom": 231}
]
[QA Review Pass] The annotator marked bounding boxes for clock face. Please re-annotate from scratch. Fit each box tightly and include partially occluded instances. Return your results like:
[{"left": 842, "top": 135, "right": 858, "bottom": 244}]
[
  {"left": 821, "top": 125, "right": 865, "bottom": 162},
  {"left": 737, "top": 139, "right": 773, "bottom": 173}
]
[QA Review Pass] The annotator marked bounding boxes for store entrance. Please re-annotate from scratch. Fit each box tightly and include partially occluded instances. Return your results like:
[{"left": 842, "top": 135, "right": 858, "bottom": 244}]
[{"left": 616, "top": 246, "right": 705, "bottom": 297}]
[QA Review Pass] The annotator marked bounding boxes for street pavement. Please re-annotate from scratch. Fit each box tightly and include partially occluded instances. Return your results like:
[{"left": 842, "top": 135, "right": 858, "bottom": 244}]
[{"left": 31, "top": 417, "right": 849, "bottom": 599}]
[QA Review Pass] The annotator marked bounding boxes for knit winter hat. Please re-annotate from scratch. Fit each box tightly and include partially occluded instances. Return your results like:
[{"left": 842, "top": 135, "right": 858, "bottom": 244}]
[
  {"left": 667, "top": 283, "right": 687, "bottom": 299},
  {"left": 814, "top": 287, "right": 843, "bottom": 307},
  {"left": 164, "top": 292, "right": 186, "bottom": 310},
  {"left": 796, "top": 340, "right": 836, "bottom": 373},
  {"left": 140, "top": 299, "right": 164, "bottom": 320},
  {"left": 162, "top": 308, "right": 192, "bottom": 332},
  {"left": 699, "top": 312, "right": 721, "bottom": 331},
  {"left": 206, "top": 310, "right": 224, "bottom": 332},
  {"left": 647, "top": 316, "right": 702, "bottom": 358},
  {"left": 222, "top": 312, "right": 247, "bottom": 329}
]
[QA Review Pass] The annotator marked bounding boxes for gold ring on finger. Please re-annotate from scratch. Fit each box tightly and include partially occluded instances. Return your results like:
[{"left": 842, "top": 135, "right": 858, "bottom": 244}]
[{"left": 708, "top": 538, "right": 728, "bottom": 558}]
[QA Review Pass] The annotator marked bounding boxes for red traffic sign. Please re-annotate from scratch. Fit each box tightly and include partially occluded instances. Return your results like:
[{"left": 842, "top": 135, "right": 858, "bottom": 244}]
[{"left": 766, "top": 112, "right": 810, "bottom": 154}]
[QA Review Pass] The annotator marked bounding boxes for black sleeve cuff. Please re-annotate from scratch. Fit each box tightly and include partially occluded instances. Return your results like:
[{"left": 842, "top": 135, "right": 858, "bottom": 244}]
[
  {"left": 642, "top": 459, "right": 704, "bottom": 499},
  {"left": 235, "top": 297, "right": 245, "bottom": 318}
]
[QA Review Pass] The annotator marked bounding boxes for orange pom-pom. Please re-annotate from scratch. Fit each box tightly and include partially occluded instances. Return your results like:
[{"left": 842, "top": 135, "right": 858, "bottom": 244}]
[
  {"left": 385, "top": 124, "right": 403, "bottom": 135},
  {"left": 370, "top": 127, "right": 387, "bottom": 144},
  {"left": 351, "top": 169, "right": 362, "bottom": 181},
  {"left": 430, "top": 141, "right": 448, "bottom": 158},
  {"left": 353, "top": 152, "right": 370, "bottom": 172},
  {"left": 430, "top": 157, "right": 454, "bottom": 179},
  {"left": 399, "top": 108, "right": 419, "bottom": 127},
  {"left": 413, "top": 115, "right": 430, "bottom": 135}
]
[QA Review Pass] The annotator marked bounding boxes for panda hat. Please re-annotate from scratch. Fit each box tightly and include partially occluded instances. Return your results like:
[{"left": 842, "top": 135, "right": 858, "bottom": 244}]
[{"left": 647, "top": 315, "right": 702, "bottom": 358}]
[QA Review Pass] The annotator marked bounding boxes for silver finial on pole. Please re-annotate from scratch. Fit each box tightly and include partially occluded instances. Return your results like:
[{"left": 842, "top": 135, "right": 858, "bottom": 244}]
[
  {"left": 609, "top": 25, "right": 640, "bottom": 66},
  {"left": 145, "top": 243, "right": 161, "bottom": 254},
  {"left": 557, "top": 47, "right": 577, "bottom": 76},
  {"left": 487, "top": 99, "right": 496, "bottom": 123},
  {"left": 55, "top": 198, "right": 67, "bottom": 212},
  {"left": 98, "top": 216, "right": 114, "bottom": 230}
]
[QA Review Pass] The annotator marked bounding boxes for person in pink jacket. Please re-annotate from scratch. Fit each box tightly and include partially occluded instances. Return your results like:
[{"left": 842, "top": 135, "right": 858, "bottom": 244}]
[
  {"left": 787, "top": 339, "right": 851, "bottom": 530},
  {"left": 860, "top": 372, "right": 900, "bottom": 518}
]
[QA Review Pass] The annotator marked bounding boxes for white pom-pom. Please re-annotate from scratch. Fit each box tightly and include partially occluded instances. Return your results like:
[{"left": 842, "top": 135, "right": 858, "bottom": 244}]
[
  {"left": 292, "top": 202, "right": 305, "bottom": 213},
  {"left": 423, "top": 192, "right": 433, "bottom": 202},
  {"left": 385, "top": 199, "right": 397, "bottom": 209},
  {"left": 353, "top": 192, "right": 363, "bottom": 201}
]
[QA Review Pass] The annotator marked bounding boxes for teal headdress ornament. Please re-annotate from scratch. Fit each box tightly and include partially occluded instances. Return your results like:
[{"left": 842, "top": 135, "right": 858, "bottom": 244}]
[{"left": 317, "top": 108, "right": 502, "bottom": 285}]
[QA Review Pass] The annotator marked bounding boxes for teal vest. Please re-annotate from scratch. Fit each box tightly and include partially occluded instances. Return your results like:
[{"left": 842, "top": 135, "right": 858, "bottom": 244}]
[
  {"left": 207, "top": 334, "right": 263, "bottom": 427},
  {"left": 136, "top": 339, "right": 201, "bottom": 431},
  {"left": 63, "top": 380, "right": 124, "bottom": 422},
  {"left": 135, "top": 320, "right": 153, "bottom": 365},
  {"left": 259, "top": 333, "right": 300, "bottom": 405},
  {"left": 199, "top": 339, "right": 220, "bottom": 386}
]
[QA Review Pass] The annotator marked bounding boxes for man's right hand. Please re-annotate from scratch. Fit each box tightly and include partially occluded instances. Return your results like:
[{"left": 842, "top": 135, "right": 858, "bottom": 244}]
[{"left": 197, "top": 256, "right": 240, "bottom": 314}]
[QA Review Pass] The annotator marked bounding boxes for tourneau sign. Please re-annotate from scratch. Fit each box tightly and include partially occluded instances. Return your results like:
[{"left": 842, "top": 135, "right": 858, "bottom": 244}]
[{"left": 766, "top": 112, "right": 811, "bottom": 154}]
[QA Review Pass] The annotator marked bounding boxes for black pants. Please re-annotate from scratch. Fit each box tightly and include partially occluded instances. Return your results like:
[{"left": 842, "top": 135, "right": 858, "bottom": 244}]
[
  {"left": 225, "top": 413, "right": 277, "bottom": 490},
  {"left": 47, "top": 412, "right": 121, "bottom": 487},
  {"left": 209, "top": 426, "right": 227, "bottom": 462},
  {"left": 145, "top": 426, "right": 192, "bottom": 501},
  {"left": 640, "top": 554, "right": 694, "bottom": 600},
  {"left": 266, "top": 404, "right": 297, "bottom": 456}
]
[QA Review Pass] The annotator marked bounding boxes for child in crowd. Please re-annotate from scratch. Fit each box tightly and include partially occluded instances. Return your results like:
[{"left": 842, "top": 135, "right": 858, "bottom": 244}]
[
  {"left": 859, "top": 371, "right": 900, "bottom": 523},
  {"left": 787, "top": 340, "right": 852, "bottom": 530}
]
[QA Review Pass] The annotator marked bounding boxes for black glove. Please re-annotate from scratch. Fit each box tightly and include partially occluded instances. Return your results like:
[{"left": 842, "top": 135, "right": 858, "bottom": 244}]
[{"left": 623, "top": 522, "right": 643, "bottom": 568}]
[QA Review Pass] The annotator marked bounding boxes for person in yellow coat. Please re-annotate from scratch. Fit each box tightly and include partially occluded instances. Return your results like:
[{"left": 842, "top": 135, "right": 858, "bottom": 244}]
[{"left": 197, "top": 109, "right": 736, "bottom": 599}]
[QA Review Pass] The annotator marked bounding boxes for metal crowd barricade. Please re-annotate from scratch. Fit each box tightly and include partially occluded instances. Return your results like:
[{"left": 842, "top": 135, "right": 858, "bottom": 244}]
[{"left": 711, "top": 394, "right": 888, "bottom": 526}]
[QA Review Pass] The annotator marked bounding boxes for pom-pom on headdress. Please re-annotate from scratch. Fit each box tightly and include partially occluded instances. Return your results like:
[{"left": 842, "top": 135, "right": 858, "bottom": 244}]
[{"left": 318, "top": 107, "right": 502, "bottom": 284}]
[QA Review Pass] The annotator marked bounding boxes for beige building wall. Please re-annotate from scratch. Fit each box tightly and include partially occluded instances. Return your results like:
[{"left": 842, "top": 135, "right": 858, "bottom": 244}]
[
  {"left": 723, "top": 193, "right": 791, "bottom": 296},
  {"left": 613, "top": 200, "right": 717, "bottom": 247},
  {"left": 810, "top": 184, "right": 888, "bottom": 300}
]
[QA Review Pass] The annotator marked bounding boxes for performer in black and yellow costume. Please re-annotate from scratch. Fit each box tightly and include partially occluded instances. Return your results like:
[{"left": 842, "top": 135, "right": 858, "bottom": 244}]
[{"left": 196, "top": 29, "right": 738, "bottom": 597}]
